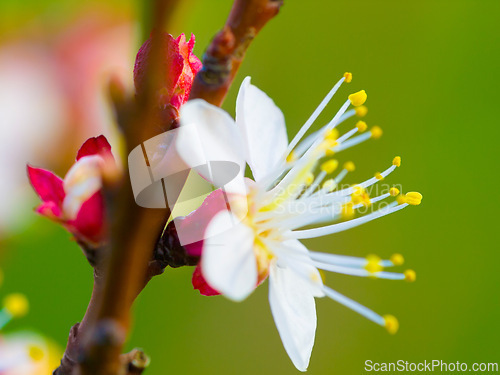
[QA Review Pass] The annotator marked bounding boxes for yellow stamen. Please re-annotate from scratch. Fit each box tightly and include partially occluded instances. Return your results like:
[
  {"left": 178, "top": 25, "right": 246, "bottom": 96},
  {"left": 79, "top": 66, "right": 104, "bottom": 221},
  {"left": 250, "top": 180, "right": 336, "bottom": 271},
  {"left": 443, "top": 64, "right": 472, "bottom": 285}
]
[
  {"left": 390, "top": 253, "right": 404, "bottom": 266},
  {"left": 320, "top": 159, "right": 339, "bottom": 174},
  {"left": 352, "top": 185, "right": 364, "bottom": 194},
  {"left": 343, "top": 72, "right": 353, "bottom": 83},
  {"left": 344, "top": 161, "right": 355, "bottom": 172},
  {"left": 355, "top": 105, "right": 368, "bottom": 117},
  {"left": 404, "top": 269, "right": 417, "bottom": 282},
  {"left": 254, "top": 238, "right": 274, "bottom": 280},
  {"left": 341, "top": 202, "right": 354, "bottom": 219},
  {"left": 351, "top": 186, "right": 371, "bottom": 206},
  {"left": 348, "top": 90, "right": 367, "bottom": 106},
  {"left": 389, "top": 187, "right": 400, "bottom": 196},
  {"left": 365, "top": 254, "right": 383, "bottom": 273},
  {"left": 384, "top": 315, "right": 399, "bottom": 334},
  {"left": 325, "top": 128, "right": 339, "bottom": 140},
  {"left": 3, "top": 293, "right": 29, "bottom": 318},
  {"left": 260, "top": 157, "right": 318, "bottom": 212},
  {"left": 320, "top": 138, "right": 338, "bottom": 151},
  {"left": 392, "top": 156, "right": 401, "bottom": 167},
  {"left": 305, "top": 172, "right": 315, "bottom": 186},
  {"left": 325, "top": 149, "right": 335, "bottom": 157},
  {"left": 396, "top": 195, "right": 406, "bottom": 205},
  {"left": 371, "top": 126, "right": 383, "bottom": 139},
  {"left": 356, "top": 120, "right": 368, "bottom": 132},
  {"left": 286, "top": 151, "right": 296, "bottom": 163},
  {"left": 322, "top": 179, "right": 336, "bottom": 192},
  {"left": 375, "top": 172, "right": 384, "bottom": 180},
  {"left": 405, "top": 192, "right": 423, "bottom": 205}
]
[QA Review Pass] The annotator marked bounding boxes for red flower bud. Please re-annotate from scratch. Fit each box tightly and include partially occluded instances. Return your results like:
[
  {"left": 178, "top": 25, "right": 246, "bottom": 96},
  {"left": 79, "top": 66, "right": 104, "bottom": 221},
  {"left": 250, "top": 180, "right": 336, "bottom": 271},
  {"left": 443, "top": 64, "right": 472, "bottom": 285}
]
[
  {"left": 27, "top": 135, "right": 114, "bottom": 246},
  {"left": 133, "top": 32, "right": 202, "bottom": 110}
]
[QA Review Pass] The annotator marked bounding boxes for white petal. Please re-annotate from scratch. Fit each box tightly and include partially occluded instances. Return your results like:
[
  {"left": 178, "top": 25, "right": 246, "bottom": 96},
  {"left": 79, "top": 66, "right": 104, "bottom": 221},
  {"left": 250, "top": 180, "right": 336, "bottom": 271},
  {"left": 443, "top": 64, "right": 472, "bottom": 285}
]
[
  {"left": 236, "top": 77, "right": 288, "bottom": 182},
  {"left": 274, "top": 240, "right": 325, "bottom": 298},
  {"left": 62, "top": 155, "right": 102, "bottom": 219},
  {"left": 269, "top": 263, "right": 317, "bottom": 372},
  {"left": 201, "top": 210, "right": 257, "bottom": 301},
  {"left": 177, "top": 99, "right": 246, "bottom": 194}
]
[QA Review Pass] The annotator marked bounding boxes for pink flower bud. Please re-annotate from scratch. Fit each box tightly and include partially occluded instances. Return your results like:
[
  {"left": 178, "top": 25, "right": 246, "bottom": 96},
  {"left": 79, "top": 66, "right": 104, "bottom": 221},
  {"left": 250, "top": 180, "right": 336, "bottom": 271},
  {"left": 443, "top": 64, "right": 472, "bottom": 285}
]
[
  {"left": 27, "top": 135, "right": 113, "bottom": 246},
  {"left": 133, "top": 32, "right": 202, "bottom": 110}
]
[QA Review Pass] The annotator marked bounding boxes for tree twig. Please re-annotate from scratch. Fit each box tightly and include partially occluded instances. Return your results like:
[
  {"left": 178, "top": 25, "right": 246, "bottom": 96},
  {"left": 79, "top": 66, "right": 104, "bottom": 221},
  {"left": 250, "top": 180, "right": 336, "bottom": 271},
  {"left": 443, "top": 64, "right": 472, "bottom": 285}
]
[
  {"left": 189, "top": 0, "right": 284, "bottom": 106},
  {"left": 53, "top": 1, "right": 183, "bottom": 374}
]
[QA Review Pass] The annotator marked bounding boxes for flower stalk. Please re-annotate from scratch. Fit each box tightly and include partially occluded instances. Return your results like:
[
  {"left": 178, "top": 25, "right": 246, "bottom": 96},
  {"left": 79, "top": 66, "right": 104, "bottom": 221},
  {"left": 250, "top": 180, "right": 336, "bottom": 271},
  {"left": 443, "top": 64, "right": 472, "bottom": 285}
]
[{"left": 190, "top": 0, "right": 283, "bottom": 106}]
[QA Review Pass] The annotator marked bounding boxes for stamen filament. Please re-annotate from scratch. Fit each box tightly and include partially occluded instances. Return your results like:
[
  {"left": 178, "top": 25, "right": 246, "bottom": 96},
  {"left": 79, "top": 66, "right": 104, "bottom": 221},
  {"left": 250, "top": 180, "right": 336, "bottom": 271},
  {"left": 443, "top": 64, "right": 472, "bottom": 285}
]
[
  {"left": 301, "top": 171, "right": 327, "bottom": 198},
  {"left": 323, "top": 286, "right": 385, "bottom": 326},
  {"left": 336, "top": 127, "right": 360, "bottom": 144},
  {"left": 285, "top": 77, "right": 346, "bottom": 157},
  {"left": 309, "top": 251, "right": 398, "bottom": 268},
  {"left": 334, "top": 132, "right": 372, "bottom": 152},
  {"left": 324, "top": 163, "right": 398, "bottom": 200},
  {"left": 353, "top": 193, "right": 390, "bottom": 209},
  {"left": 288, "top": 202, "right": 407, "bottom": 239},
  {"left": 313, "top": 261, "right": 407, "bottom": 280}
]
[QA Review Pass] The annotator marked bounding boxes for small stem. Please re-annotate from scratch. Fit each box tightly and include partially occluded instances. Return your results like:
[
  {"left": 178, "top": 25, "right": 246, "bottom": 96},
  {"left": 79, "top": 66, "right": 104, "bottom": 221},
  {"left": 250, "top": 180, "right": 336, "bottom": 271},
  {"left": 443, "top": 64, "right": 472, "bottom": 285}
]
[
  {"left": 189, "top": 0, "right": 284, "bottom": 106},
  {"left": 54, "top": 272, "right": 104, "bottom": 375},
  {"left": 75, "top": 0, "right": 182, "bottom": 373}
]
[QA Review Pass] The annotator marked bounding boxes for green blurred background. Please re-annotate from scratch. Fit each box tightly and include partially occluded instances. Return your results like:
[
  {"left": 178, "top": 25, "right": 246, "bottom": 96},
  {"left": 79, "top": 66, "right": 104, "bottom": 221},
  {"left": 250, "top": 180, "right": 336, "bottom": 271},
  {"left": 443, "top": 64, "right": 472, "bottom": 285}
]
[{"left": 1, "top": 0, "right": 499, "bottom": 373}]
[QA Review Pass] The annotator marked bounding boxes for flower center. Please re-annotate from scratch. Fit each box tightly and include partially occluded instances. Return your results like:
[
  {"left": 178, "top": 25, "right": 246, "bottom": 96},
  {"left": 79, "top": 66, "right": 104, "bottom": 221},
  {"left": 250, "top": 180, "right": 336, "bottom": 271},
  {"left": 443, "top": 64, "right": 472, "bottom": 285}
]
[{"left": 240, "top": 188, "right": 277, "bottom": 283}]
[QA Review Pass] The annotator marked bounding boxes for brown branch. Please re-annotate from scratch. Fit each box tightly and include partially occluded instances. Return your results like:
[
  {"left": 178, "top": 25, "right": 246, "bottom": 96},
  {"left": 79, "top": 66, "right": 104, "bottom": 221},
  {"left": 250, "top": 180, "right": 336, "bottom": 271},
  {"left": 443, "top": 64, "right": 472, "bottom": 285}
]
[
  {"left": 75, "top": 0, "right": 184, "bottom": 371},
  {"left": 189, "top": 0, "right": 284, "bottom": 106}
]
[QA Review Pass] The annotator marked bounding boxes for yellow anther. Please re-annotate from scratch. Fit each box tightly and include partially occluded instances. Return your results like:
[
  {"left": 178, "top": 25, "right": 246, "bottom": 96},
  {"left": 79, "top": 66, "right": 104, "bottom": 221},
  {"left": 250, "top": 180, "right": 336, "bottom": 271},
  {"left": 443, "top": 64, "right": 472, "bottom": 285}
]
[
  {"left": 389, "top": 187, "right": 400, "bottom": 196},
  {"left": 396, "top": 195, "right": 407, "bottom": 205},
  {"left": 320, "top": 138, "right": 338, "bottom": 150},
  {"left": 365, "top": 254, "right": 383, "bottom": 273},
  {"left": 351, "top": 186, "right": 370, "bottom": 206},
  {"left": 404, "top": 269, "right": 417, "bottom": 282},
  {"left": 325, "top": 148, "right": 336, "bottom": 157},
  {"left": 348, "top": 90, "right": 367, "bottom": 106},
  {"left": 371, "top": 126, "right": 383, "bottom": 139},
  {"left": 343, "top": 72, "right": 353, "bottom": 83},
  {"left": 351, "top": 195, "right": 361, "bottom": 205},
  {"left": 28, "top": 345, "right": 45, "bottom": 361},
  {"left": 322, "top": 179, "right": 336, "bottom": 192},
  {"left": 3, "top": 293, "right": 29, "bottom": 318},
  {"left": 356, "top": 120, "right": 368, "bottom": 132},
  {"left": 286, "top": 151, "right": 296, "bottom": 163},
  {"left": 405, "top": 192, "right": 423, "bottom": 206},
  {"left": 305, "top": 172, "right": 315, "bottom": 186},
  {"left": 383, "top": 315, "right": 399, "bottom": 334},
  {"left": 320, "top": 159, "right": 339, "bottom": 174},
  {"left": 341, "top": 202, "right": 354, "bottom": 219},
  {"left": 375, "top": 172, "right": 384, "bottom": 180},
  {"left": 355, "top": 105, "right": 368, "bottom": 117},
  {"left": 344, "top": 161, "right": 356, "bottom": 172},
  {"left": 390, "top": 253, "right": 405, "bottom": 266},
  {"left": 325, "top": 128, "right": 339, "bottom": 140},
  {"left": 352, "top": 185, "right": 364, "bottom": 195},
  {"left": 392, "top": 156, "right": 401, "bottom": 167}
]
